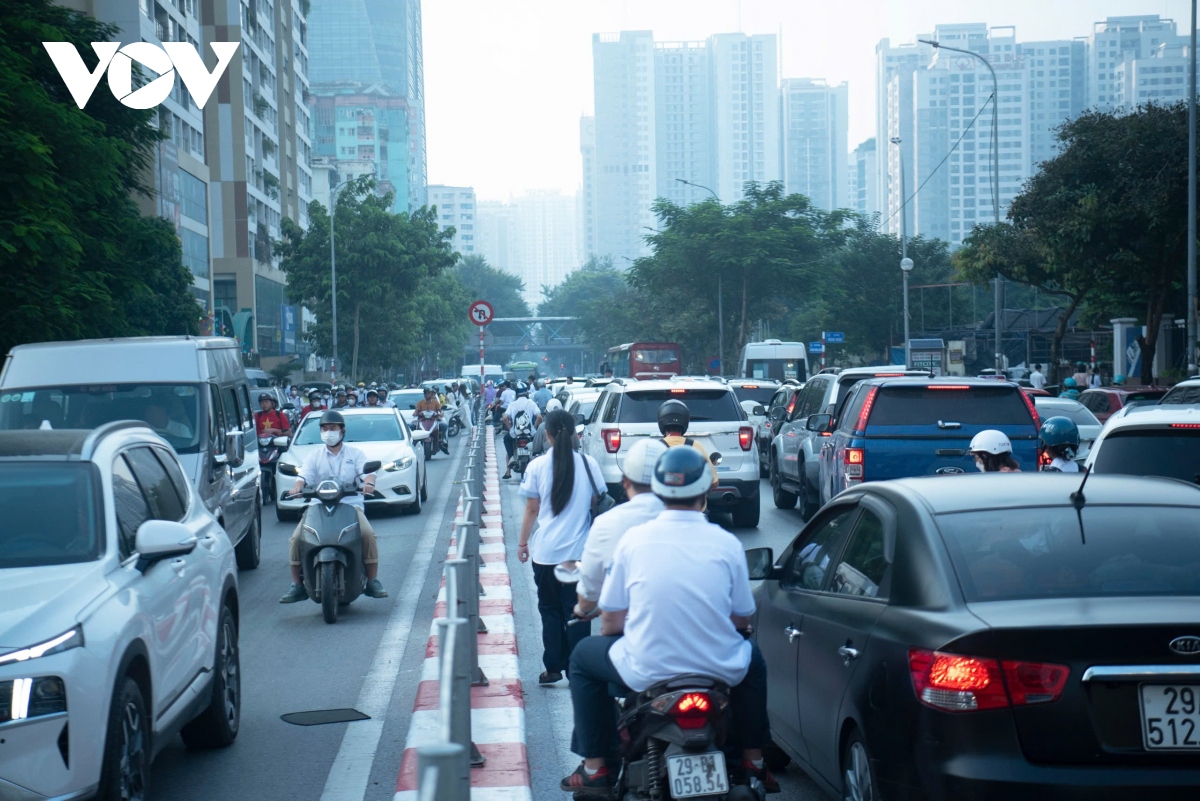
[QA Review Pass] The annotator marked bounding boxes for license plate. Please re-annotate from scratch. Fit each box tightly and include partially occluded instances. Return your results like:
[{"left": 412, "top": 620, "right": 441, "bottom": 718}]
[
  {"left": 1140, "top": 684, "right": 1200, "bottom": 750},
  {"left": 666, "top": 752, "right": 728, "bottom": 799},
  {"left": 517, "top": 446, "right": 530, "bottom": 455}
]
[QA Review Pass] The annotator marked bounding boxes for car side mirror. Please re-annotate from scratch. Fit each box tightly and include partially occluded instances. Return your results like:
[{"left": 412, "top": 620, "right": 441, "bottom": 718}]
[
  {"left": 745, "top": 547, "right": 776, "bottom": 581},
  {"left": 769, "top": 407, "right": 785, "bottom": 420},
  {"left": 362, "top": 460, "right": 381, "bottom": 474},
  {"left": 411, "top": 429, "right": 430, "bottom": 441},
  {"left": 574, "top": 413, "right": 585, "bottom": 425},
  {"left": 135, "top": 520, "right": 197, "bottom": 571},
  {"left": 272, "top": 435, "right": 289, "bottom": 448},
  {"left": 752, "top": 404, "right": 767, "bottom": 417},
  {"left": 217, "top": 430, "right": 245, "bottom": 467},
  {"left": 806, "top": 413, "right": 834, "bottom": 433},
  {"left": 278, "top": 462, "right": 299, "bottom": 477},
  {"left": 281, "top": 403, "right": 296, "bottom": 411}
]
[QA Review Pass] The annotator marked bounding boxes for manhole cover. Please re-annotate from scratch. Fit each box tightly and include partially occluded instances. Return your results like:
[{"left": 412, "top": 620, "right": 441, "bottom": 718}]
[{"left": 281, "top": 708, "right": 371, "bottom": 726}]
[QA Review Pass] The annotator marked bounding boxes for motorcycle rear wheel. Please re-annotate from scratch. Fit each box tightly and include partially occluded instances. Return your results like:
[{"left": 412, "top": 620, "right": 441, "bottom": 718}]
[{"left": 321, "top": 563, "right": 339, "bottom": 624}]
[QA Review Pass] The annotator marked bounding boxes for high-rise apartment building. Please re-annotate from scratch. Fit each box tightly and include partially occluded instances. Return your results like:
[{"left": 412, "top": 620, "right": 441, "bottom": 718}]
[
  {"left": 428, "top": 186, "right": 477, "bottom": 254},
  {"left": 1088, "top": 15, "right": 1181, "bottom": 107},
  {"left": 780, "top": 78, "right": 848, "bottom": 212},
  {"left": 654, "top": 40, "right": 715, "bottom": 207},
  {"left": 204, "top": 0, "right": 313, "bottom": 363},
  {"left": 1024, "top": 38, "right": 1088, "bottom": 170},
  {"left": 875, "top": 38, "right": 932, "bottom": 237},
  {"left": 850, "top": 138, "right": 879, "bottom": 217},
  {"left": 512, "top": 192, "right": 579, "bottom": 308},
  {"left": 579, "top": 115, "right": 599, "bottom": 261},
  {"left": 710, "top": 34, "right": 780, "bottom": 203},
  {"left": 476, "top": 200, "right": 516, "bottom": 275},
  {"left": 307, "top": 0, "right": 426, "bottom": 212}
]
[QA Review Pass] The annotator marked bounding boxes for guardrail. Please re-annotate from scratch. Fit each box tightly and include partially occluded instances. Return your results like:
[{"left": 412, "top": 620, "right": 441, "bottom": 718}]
[{"left": 416, "top": 403, "right": 490, "bottom": 799}]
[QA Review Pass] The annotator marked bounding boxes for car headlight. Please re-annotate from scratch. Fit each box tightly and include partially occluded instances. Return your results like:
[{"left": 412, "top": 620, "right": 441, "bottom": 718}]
[
  {"left": 382, "top": 456, "right": 414, "bottom": 471},
  {"left": 0, "top": 626, "right": 83, "bottom": 667},
  {"left": 2, "top": 676, "right": 68, "bottom": 722}
]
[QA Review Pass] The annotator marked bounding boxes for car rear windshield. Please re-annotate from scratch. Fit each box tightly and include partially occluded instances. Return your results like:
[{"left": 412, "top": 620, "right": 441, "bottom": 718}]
[
  {"left": 937, "top": 506, "right": 1200, "bottom": 602},
  {"left": 391, "top": 391, "right": 426, "bottom": 410},
  {"left": 1036, "top": 403, "right": 1100, "bottom": 427},
  {"left": 0, "top": 463, "right": 100, "bottom": 568},
  {"left": 731, "top": 385, "right": 777, "bottom": 404},
  {"left": 1160, "top": 386, "right": 1200, "bottom": 404},
  {"left": 1091, "top": 429, "right": 1200, "bottom": 484},
  {"left": 867, "top": 386, "right": 1033, "bottom": 427},
  {"left": 294, "top": 414, "right": 403, "bottom": 445},
  {"left": 0, "top": 384, "right": 203, "bottom": 454},
  {"left": 618, "top": 390, "right": 740, "bottom": 423}
]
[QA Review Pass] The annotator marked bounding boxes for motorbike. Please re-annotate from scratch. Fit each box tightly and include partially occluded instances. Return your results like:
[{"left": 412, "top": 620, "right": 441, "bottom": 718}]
[
  {"left": 447, "top": 403, "right": 468, "bottom": 438},
  {"left": 508, "top": 411, "right": 535, "bottom": 476},
  {"left": 278, "top": 461, "right": 380, "bottom": 624},
  {"left": 610, "top": 674, "right": 762, "bottom": 801},
  {"left": 416, "top": 409, "right": 442, "bottom": 460},
  {"left": 258, "top": 432, "right": 288, "bottom": 503}
]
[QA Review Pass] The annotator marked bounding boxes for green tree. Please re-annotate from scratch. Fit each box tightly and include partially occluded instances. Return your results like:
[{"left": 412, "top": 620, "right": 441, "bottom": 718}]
[
  {"left": 537, "top": 255, "right": 651, "bottom": 358},
  {"left": 452, "top": 254, "right": 530, "bottom": 318},
  {"left": 0, "top": 0, "right": 201, "bottom": 355},
  {"left": 277, "top": 177, "right": 457, "bottom": 380}
]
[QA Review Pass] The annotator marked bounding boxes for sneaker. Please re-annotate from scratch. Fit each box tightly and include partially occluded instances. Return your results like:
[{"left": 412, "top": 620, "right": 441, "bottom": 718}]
[
  {"left": 742, "top": 760, "right": 780, "bottom": 794},
  {"left": 279, "top": 583, "right": 308, "bottom": 604},
  {"left": 364, "top": 579, "right": 389, "bottom": 598},
  {"left": 502, "top": 471, "right": 512, "bottom": 480},
  {"left": 441, "top": 442, "right": 450, "bottom": 454},
  {"left": 559, "top": 762, "right": 612, "bottom": 795}
]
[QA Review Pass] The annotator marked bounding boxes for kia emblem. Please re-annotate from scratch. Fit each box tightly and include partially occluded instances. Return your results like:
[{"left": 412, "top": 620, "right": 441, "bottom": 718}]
[
  {"left": 1169, "top": 636, "right": 1200, "bottom": 656},
  {"left": 935, "top": 466, "right": 965, "bottom": 475}
]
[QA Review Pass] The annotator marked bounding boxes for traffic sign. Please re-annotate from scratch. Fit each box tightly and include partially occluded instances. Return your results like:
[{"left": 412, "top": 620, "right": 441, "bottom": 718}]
[
  {"left": 809, "top": 342, "right": 824, "bottom": 353},
  {"left": 707, "top": 357, "right": 721, "bottom": 372},
  {"left": 468, "top": 299, "right": 494, "bottom": 326},
  {"left": 824, "top": 331, "right": 845, "bottom": 343}
]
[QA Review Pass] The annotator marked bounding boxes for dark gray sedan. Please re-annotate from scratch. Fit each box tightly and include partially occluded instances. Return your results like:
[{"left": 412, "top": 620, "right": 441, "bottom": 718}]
[{"left": 748, "top": 473, "right": 1200, "bottom": 801}]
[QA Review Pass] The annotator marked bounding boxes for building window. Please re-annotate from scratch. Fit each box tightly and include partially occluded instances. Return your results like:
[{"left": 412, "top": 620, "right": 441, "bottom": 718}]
[
  {"left": 180, "top": 229, "right": 209, "bottom": 279},
  {"left": 179, "top": 169, "right": 207, "bottom": 224}
]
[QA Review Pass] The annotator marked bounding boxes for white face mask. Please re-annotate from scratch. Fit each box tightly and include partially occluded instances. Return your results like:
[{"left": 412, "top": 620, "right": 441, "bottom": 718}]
[{"left": 321, "top": 429, "right": 343, "bottom": 447}]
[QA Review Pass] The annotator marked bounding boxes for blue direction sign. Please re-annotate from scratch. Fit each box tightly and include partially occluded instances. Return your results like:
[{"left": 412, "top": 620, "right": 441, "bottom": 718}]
[
  {"left": 809, "top": 342, "right": 824, "bottom": 353},
  {"left": 824, "top": 331, "right": 845, "bottom": 343}
]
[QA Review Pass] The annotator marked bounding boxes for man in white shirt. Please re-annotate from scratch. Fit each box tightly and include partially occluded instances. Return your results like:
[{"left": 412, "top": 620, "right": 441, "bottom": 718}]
[
  {"left": 502, "top": 383, "right": 542, "bottom": 479},
  {"left": 561, "top": 446, "right": 774, "bottom": 795},
  {"left": 1029, "top": 364, "right": 1047, "bottom": 390},
  {"left": 573, "top": 439, "right": 667, "bottom": 618},
  {"left": 280, "top": 410, "right": 388, "bottom": 603}
]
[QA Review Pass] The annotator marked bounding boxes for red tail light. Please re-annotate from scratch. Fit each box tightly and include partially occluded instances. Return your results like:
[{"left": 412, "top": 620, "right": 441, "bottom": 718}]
[
  {"left": 786, "top": 396, "right": 797, "bottom": 415},
  {"left": 909, "top": 649, "right": 1069, "bottom": 712},
  {"left": 738, "top": 426, "right": 753, "bottom": 451},
  {"left": 670, "top": 692, "right": 712, "bottom": 729},
  {"left": 855, "top": 386, "right": 878, "bottom": 432},
  {"left": 602, "top": 429, "right": 621, "bottom": 453},
  {"left": 928, "top": 385, "right": 972, "bottom": 390},
  {"left": 843, "top": 447, "right": 864, "bottom": 481},
  {"left": 1019, "top": 388, "right": 1041, "bottom": 430},
  {"left": 1038, "top": 448, "right": 1053, "bottom": 467},
  {"left": 1170, "top": 423, "right": 1200, "bottom": 429}
]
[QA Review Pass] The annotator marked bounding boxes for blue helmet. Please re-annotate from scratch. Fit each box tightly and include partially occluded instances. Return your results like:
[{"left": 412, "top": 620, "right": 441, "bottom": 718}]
[
  {"left": 1113, "top": 374, "right": 1126, "bottom": 386},
  {"left": 1039, "top": 416, "right": 1080, "bottom": 458},
  {"left": 1062, "top": 377, "right": 1077, "bottom": 389}
]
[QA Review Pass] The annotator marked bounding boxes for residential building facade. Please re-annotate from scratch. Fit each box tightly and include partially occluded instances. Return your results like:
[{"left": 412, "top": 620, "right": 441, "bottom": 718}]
[
  {"left": 709, "top": 33, "right": 780, "bottom": 203},
  {"left": 780, "top": 78, "right": 848, "bottom": 212},
  {"left": 579, "top": 115, "right": 599, "bottom": 261},
  {"left": 476, "top": 200, "right": 516, "bottom": 275},
  {"left": 511, "top": 192, "right": 579, "bottom": 308},
  {"left": 850, "top": 138, "right": 879, "bottom": 217},
  {"left": 428, "top": 185, "right": 477, "bottom": 254}
]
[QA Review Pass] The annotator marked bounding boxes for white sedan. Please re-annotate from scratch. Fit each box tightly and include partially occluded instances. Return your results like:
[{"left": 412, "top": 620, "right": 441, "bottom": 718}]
[{"left": 275, "top": 408, "right": 428, "bottom": 519}]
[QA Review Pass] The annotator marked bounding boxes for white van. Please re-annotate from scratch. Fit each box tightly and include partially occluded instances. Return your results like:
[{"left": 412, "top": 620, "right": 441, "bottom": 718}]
[
  {"left": 0, "top": 336, "right": 264, "bottom": 568},
  {"left": 463, "top": 364, "right": 506, "bottom": 385},
  {"left": 738, "top": 340, "right": 809, "bottom": 383}
]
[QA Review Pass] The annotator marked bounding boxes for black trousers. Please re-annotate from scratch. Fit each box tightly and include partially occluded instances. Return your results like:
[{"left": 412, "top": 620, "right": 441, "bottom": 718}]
[{"left": 532, "top": 561, "right": 590, "bottom": 673}]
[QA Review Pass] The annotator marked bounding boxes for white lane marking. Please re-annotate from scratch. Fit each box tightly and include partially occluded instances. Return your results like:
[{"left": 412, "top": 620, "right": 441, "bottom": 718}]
[
  {"left": 396, "top": 787, "right": 532, "bottom": 801},
  {"left": 319, "top": 445, "right": 465, "bottom": 801}
]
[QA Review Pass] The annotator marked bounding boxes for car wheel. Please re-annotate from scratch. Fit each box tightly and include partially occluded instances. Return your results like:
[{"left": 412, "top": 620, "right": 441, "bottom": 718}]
[
  {"left": 731, "top": 496, "right": 760, "bottom": 528},
  {"left": 181, "top": 605, "right": 240, "bottom": 748},
  {"left": 97, "top": 677, "right": 148, "bottom": 801},
  {"left": 276, "top": 504, "right": 299, "bottom": 522},
  {"left": 771, "top": 460, "right": 797, "bottom": 510},
  {"left": 842, "top": 729, "right": 878, "bottom": 801},
  {"left": 799, "top": 470, "right": 820, "bottom": 521},
  {"left": 235, "top": 505, "right": 262, "bottom": 570},
  {"left": 420, "top": 469, "right": 428, "bottom": 502},
  {"left": 408, "top": 479, "right": 423, "bottom": 515}
]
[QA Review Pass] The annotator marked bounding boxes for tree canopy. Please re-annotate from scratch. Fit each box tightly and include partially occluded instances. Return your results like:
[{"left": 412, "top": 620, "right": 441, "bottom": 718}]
[{"left": 452, "top": 254, "right": 531, "bottom": 318}]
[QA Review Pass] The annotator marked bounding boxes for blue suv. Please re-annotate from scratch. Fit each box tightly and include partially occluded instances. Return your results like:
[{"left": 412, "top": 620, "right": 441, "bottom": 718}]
[{"left": 809, "top": 377, "right": 1042, "bottom": 503}]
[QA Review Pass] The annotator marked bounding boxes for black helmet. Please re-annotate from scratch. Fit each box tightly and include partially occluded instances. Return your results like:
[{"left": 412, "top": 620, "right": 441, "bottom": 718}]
[
  {"left": 320, "top": 410, "right": 345, "bottom": 427},
  {"left": 258, "top": 391, "right": 275, "bottom": 405},
  {"left": 308, "top": 390, "right": 321, "bottom": 400},
  {"left": 657, "top": 399, "right": 690, "bottom": 435},
  {"left": 651, "top": 444, "right": 710, "bottom": 501}
]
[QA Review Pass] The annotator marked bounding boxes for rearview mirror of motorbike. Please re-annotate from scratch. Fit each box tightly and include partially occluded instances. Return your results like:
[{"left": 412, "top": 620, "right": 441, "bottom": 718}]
[
  {"left": 806, "top": 413, "right": 834, "bottom": 433},
  {"left": 361, "top": 461, "right": 382, "bottom": 474},
  {"left": 411, "top": 429, "right": 431, "bottom": 441},
  {"left": 278, "top": 462, "right": 299, "bottom": 477},
  {"left": 272, "top": 436, "right": 289, "bottom": 448},
  {"left": 744, "top": 547, "right": 776, "bottom": 581}
]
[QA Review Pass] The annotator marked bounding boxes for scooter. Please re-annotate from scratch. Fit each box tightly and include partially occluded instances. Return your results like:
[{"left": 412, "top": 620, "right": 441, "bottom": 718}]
[
  {"left": 447, "top": 403, "right": 468, "bottom": 438},
  {"left": 509, "top": 411, "right": 535, "bottom": 476},
  {"left": 416, "top": 409, "right": 442, "bottom": 460},
  {"left": 258, "top": 432, "right": 287, "bottom": 504},
  {"left": 278, "top": 460, "right": 380, "bottom": 624}
]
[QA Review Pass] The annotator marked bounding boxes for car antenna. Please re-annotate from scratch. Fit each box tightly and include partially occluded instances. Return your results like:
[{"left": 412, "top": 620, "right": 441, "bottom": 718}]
[{"left": 1070, "top": 466, "right": 1091, "bottom": 545}]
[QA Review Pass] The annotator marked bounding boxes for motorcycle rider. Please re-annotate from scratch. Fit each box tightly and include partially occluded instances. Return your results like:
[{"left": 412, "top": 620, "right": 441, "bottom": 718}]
[
  {"left": 563, "top": 446, "right": 774, "bottom": 794},
  {"left": 502, "top": 382, "right": 542, "bottom": 479},
  {"left": 377, "top": 387, "right": 396, "bottom": 408},
  {"left": 301, "top": 390, "right": 324, "bottom": 418},
  {"left": 333, "top": 390, "right": 349, "bottom": 409},
  {"left": 1060, "top": 376, "right": 1080, "bottom": 400},
  {"left": 1039, "top": 416, "right": 1081, "bottom": 473},
  {"left": 416, "top": 387, "right": 450, "bottom": 454},
  {"left": 532, "top": 379, "right": 554, "bottom": 412},
  {"left": 968, "top": 430, "right": 1021, "bottom": 472},
  {"left": 657, "top": 399, "right": 719, "bottom": 489},
  {"left": 280, "top": 411, "right": 388, "bottom": 603},
  {"left": 255, "top": 392, "right": 290, "bottom": 438},
  {"left": 346, "top": 392, "right": 359, "bottom": 408},
  {"left": 364, "top": 389, "right": 380, "bottom": 407}
]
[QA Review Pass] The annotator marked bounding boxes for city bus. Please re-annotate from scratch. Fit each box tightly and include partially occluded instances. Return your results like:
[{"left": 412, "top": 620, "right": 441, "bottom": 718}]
[
  {"left": 738, "top": 339, "right": 808, "bottom": 382},
  {"left": 507, "top": 360, "right": 539, "bottom": 379},
  {"left": 605, "top": 342, "right": 682, "bottom": 380}
]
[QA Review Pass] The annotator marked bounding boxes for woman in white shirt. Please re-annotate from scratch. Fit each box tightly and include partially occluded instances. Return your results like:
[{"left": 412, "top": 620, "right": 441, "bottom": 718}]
[{"left": 517, "top": 409, "right": 605, "bottom": 684}]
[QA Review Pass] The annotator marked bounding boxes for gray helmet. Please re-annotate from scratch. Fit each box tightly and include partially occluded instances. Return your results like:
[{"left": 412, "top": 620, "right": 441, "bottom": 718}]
[{"left": 320, "top": 410, "right": 345, "bottom": 427}]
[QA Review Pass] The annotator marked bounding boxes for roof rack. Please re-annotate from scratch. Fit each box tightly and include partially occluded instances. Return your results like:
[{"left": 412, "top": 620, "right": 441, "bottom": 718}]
[{"left": 80, "top": 420, "right": 147, "bottom": 459}]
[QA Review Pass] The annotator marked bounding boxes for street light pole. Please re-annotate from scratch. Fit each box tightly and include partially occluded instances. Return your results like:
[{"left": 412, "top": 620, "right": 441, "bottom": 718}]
[
  {"left": 921, "top": 38, "right": 1003, "bottom": 374},
  {"left": 890, "top": 137, "right": 911, "bottom": 366},
  {"left": 675, "top": 178, "right": 724, "bottom": 375}
]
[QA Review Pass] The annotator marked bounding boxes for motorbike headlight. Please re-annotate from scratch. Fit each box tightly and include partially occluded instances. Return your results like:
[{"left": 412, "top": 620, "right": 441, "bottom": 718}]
[{"left": 0, "top": 626, "right": 84, "bottom": 666}]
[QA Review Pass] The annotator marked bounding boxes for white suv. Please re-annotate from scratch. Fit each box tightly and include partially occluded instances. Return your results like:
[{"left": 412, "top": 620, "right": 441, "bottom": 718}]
[
  {"left": 0, "top": 422, "right": 240, "bottom": 800},
  {"left": 580, "top": 379, "right": 761, "bottom": 527},
  {"left": 1084, "top": 405, "right": 1200, "bottom": 483}
]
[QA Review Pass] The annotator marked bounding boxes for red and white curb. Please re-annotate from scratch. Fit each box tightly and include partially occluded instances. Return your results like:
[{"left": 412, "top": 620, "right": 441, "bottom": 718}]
[{"left": 395, "top": 427, "right": 530, "bottom": 801}]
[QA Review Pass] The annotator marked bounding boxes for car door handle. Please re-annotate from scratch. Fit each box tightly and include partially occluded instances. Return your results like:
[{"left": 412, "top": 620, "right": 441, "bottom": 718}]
[
  {"left": 785, "top": 625, "right": 803, "bottom": 644},
  {"left": 198, "top": 533, "right": 219, "bottom": 550},
  {"left": 170, "top": 557, "right": 187, "bottom": 574},
  {"left": 838, "top": 645, "right": 860, "bottom": 665}
]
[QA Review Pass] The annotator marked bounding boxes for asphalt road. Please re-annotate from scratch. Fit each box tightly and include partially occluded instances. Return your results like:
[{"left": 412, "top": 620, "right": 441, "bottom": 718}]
[{"left": 151, "top": 444, "right": 466, "bottom": 801}]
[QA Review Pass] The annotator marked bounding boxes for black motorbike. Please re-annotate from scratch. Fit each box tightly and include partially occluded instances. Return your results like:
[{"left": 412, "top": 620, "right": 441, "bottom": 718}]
[
  {"left": 258, "top": 433, "right": 288, "bottom": 503},
  {"left": 278, "top": 460, "right": 380, "bottom": 624},
  {"left": 610, "top": 675, "right": 763, "bottom": 801},
  {"left": 509, "top": 411, "right": 535, "bottom": 476}
]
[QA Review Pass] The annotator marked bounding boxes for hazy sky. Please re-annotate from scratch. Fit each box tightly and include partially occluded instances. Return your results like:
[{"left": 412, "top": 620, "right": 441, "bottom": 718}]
[{"left": 423, "top": 0, "right": 1192, "bottom": 201}]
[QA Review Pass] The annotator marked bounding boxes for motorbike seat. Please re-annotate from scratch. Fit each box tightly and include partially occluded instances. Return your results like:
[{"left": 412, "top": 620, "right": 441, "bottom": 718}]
[{"left": 637, "top": 674, "right": 730, "bottom": 704}]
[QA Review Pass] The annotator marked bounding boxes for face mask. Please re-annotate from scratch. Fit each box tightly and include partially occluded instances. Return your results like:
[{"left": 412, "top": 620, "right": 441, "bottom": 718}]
[
  {"left": 974, "top": 457, "right": 986, "bottom": 472},
  {"left": 321, "top": 429, "right": 343, "bottom": 447}
]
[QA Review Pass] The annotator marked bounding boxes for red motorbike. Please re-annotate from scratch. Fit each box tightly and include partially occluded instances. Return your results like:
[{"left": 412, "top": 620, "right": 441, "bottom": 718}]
[{"left": 416, "top": 409, "right": 442, "bottom": 460}]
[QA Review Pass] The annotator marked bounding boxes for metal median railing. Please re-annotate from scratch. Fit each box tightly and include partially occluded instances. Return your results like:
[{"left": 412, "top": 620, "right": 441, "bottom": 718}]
[{"left": 416, "top": 406, "right": 490, "bottom": 799}]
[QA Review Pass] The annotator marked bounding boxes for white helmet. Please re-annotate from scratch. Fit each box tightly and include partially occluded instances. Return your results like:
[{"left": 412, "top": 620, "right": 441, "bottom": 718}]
[
  {"left": 968, "top": 430, "right": 1013, "bottom": 455},
  {"left": 651, "top": 445, "right": 712, "bottom": 501},
  {"left": 545, "top": 398, "right": 563, "bottom": 413},
  {"left": 621, "top": 438, "right": 669, "bottom": 486}
]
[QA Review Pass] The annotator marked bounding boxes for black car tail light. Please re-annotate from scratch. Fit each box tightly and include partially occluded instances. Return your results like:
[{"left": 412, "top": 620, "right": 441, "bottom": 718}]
[{"left": 908, "top": 649, "right": 1068, "bottom": 712}]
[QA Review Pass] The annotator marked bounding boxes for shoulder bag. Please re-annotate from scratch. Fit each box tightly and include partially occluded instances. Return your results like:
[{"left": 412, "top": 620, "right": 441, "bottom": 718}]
[{"left": 580, "top": 453, "right": 615, "bottom": 522}]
